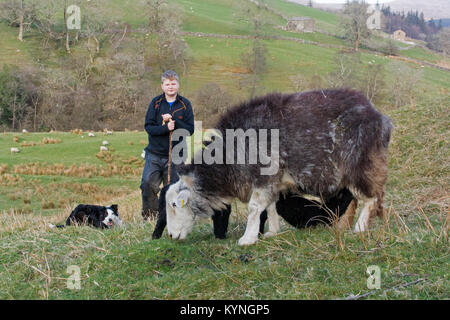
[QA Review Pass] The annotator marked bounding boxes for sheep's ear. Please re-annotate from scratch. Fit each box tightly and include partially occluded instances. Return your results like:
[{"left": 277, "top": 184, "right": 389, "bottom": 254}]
[{"left": 176, "top": 190, "right": 190, "bottom": 208}]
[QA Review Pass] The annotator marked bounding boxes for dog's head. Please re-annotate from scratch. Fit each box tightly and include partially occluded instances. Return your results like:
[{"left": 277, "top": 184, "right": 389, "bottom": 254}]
[{"left": 102, "top": 204, "right": 123, "bottom": 228}]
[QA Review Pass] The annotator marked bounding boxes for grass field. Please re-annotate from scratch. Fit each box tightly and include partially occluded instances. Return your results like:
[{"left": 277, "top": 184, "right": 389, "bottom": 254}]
[
  {"left": 0, "top": 93, "right": 448, "bottom": 299},
  {"left": 0, "top": 0, "right": 448, "bottom": 300}
]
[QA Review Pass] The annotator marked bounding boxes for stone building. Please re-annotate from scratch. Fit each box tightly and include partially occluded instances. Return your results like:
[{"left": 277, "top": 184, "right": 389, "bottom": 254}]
[
  {"left": 392, "top": 29, "right": 406, "bottom": 41},
  {"left": 285, "top": 17, "right": 315, "bottom": 33}
]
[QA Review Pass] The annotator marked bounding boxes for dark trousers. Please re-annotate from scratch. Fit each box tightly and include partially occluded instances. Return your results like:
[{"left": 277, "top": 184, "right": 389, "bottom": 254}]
[{"left": 140, "top": 151, "right": 179, "bottom": 219}]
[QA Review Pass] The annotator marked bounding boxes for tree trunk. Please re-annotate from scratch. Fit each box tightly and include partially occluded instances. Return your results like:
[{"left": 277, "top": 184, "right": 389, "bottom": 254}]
[
  {"left": 12, "top": 95, "right": 17, "bottom": 130},
  {"left": 18, "top": 0, "right": 24, "bottom": 41},
  {"left": 354, "top": 37, "right": 359, "bottom": 51},
  {"left": 66, "top": 32, "right": 70, "bottom": 53},
  {"left": 34, "top": 102, "right": 37, "bottom": 131},
  {"left": 64, "top": 1, "right": 70, "bottom": 53}
]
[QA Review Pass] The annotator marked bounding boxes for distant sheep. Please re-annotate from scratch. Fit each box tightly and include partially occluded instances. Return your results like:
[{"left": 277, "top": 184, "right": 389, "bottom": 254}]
[
  {"left": 102, "top": 141, "right": 109, "bottom": 146},
  {"left": 10, "top": 147, "right": 20, "bottom": 153},
  {"left": 88, "top": 132, "right": 95, "bottom": 137},
  {"left": 100, "top": 146, "right": 108, "bottom": 151}
]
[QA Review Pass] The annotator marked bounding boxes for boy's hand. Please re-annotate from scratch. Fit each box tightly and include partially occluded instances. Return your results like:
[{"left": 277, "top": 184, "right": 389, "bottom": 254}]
[
  {"left": 162, "top": 114, "right": 172, "bottom": 122},
  {"left": 168, "top": 120, "right": 175, "bottom": 131}
]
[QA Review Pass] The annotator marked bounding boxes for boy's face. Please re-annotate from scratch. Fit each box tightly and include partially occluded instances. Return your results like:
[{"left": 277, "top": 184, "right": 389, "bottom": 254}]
[{"left": 161, "top": 78, "right": 179, "bottom": 98}]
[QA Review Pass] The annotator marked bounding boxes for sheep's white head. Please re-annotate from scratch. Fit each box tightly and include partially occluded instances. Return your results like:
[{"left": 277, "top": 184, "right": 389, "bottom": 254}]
[{"left": 165, "top": 179, "right": 196, "bottom": 240}]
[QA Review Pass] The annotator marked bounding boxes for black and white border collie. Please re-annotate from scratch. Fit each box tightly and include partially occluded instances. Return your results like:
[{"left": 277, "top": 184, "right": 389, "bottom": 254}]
[{"left": 49, "top": 204, "right": 122, "bottom": 229}]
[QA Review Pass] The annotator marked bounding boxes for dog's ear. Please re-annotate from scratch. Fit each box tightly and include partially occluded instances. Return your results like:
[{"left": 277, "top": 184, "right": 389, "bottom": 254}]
[{"left": 110, "top": 204, "right": 118, "bottom": 212}]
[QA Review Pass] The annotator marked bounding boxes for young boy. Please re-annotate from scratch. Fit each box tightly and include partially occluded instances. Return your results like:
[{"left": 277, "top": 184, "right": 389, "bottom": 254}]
[{"left": 140, "top": 70, "right": 195, "bottom": 220}]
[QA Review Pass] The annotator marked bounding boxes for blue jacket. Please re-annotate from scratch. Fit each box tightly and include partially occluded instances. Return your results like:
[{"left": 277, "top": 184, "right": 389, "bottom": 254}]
[{"left": 144, "top": 93, "right": 194, "bottom": 157}]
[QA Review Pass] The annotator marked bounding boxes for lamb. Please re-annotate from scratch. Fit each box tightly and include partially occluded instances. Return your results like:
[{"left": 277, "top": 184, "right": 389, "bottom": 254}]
[{"left": 165, "top": 89, "right": 393, "bottom": 245}]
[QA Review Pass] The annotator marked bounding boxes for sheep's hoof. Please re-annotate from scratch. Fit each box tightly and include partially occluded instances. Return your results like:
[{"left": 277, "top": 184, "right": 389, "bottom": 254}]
[
  {"left": 263, "top": 231, "right": 277, "bottom": 239},
  {"left": 238, "top": 235, "right": 258, "bottom": 246},
  {"left": 354, "top": 222, "right": 367, "bottom": 233}
]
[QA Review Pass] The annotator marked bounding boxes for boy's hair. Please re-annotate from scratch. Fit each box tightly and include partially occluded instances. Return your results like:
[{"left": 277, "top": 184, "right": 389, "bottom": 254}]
[{"left": 161, "top": 70, "right": 179, "bottom": 83}]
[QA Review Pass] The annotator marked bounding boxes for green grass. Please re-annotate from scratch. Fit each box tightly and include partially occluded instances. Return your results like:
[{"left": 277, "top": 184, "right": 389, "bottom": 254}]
[
  {"left": 401, "top": 46, "right": 443, "bottom": 64},
  {"left": 0, "top": 23, "right": 37, "bottom": 67},
  {"left": 264, "top": 0, "right": 340, "bottom": 33},
  {"left": 0, "top": 131, "right": 147, "bottom": 166},
  {"left": 0, "top": 131, "right": 147, "bottom": 214},
  {"left": 0, "top": 208, "right": 447, "bottom": 299}
]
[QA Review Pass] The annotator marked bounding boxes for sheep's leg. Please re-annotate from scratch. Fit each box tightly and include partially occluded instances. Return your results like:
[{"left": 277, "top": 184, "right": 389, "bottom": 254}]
[
  {"left": 354, "top": 197, "right": 378, "bottom": 232},
  {"left": 238, "top": 188, "right": 274, "bottom": 246},
  {"left": 337, "top": 199, "right": 357, "bottom": 230},
  {"left": 263, "top": 202, "right": 280, "bottom": 238}
]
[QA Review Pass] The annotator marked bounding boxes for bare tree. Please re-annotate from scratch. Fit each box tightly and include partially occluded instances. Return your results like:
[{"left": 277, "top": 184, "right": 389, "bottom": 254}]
[
  {"left": 0, "top": 0, "right": 37, "bottom": 41},
  {"left": 234, "top": 0, "right": 272, "bottom": 98},
  {"left": 0, "top": 64, "right": 35, "bottom": 130},
  {"left": 289, "top": 74, "right": 310, "bottom": 92},
  {"left": 387, "top": 61, "right": 423, "bottom": 108},
  {"left": 427, "top": 28, "right": 450, "bottom": 56},
  {"left": 326, "top": 50, "right": 361, "bottom": 88},
  {"left": 63, "top": 0, "right": 70, "bottom": 53},
  {"left": 340, "top": 0, "right": 371, "bottom": 51},
  {"left": 145, "top": 0, "right": 187, "bottom": 73},
  {"left": 360, "top": 62, "right": 386, "bottom": 103},
  {"left": 194, "top": 82, "right": 233, "bottom": 127},
  {"left": 33, "top": 0, "right": 65, "bottom": 50}
]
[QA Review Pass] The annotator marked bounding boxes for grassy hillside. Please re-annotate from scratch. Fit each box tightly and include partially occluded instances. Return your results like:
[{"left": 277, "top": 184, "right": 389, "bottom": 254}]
[
  {"left": 0, "top": 0, "right": 448, "bottom": 300},
  {"left": 0, "top": 101, "right": 448, "bottom": 299}
]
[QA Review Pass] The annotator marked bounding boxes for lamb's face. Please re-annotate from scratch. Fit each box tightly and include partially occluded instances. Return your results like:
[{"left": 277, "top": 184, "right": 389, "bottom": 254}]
[{"left": 165, "top": 181, "right": 196, "bottom": 240}]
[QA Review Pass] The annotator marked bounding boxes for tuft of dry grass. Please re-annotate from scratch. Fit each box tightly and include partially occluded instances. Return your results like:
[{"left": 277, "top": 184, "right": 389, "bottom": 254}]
[
  {"left": 0, "top": 173, "right": 24, "bottom": 186},
  {"left": 0, "top": 164, "right": 9, "bottom": 174},
  {"left": 70, "top": 129, "right": 83, "bottom": 135},
  {"left": 20, "top": 137, "right": 62, "bottom": 147},
  {"left": 12, "top": 162, "right": 141, "bottom": 178}
]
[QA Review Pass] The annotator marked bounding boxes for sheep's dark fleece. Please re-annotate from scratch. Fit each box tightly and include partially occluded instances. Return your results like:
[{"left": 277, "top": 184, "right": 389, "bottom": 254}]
[
  {"left": 166, "top": 88, "right": 393, "bottom": 244},
  {"left": 273, "top": 188, "right": 354, "bottom": 228},
  {"left": 178, "top": 89, "right": 392, "bottom": 201}
]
